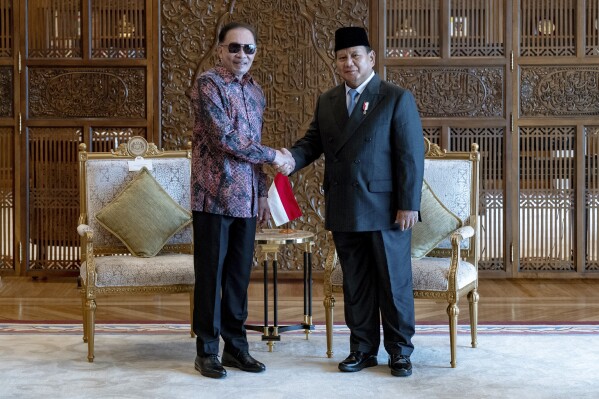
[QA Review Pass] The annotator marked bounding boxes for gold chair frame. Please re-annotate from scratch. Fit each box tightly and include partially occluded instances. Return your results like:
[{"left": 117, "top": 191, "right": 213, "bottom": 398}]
[{"left": 77, "top": 137, "right": 195, "bottom": 362}]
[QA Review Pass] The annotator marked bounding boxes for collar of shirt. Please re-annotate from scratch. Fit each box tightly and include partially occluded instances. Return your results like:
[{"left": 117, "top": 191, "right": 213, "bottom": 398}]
[
  {"left": 345, "top": 71, "right": 376, "bottom": 98},
  {"left": 215, "top": 65, "right": 254, "bottom": 85}
]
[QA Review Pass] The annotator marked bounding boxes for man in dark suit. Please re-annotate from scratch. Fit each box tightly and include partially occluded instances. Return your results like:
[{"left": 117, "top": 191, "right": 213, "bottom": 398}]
[{"left": 283, "top": 27, "right": 424, "bottom": 377}]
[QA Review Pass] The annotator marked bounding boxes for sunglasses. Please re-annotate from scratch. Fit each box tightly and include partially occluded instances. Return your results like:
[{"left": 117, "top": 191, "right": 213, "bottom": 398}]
[{"left": 220, "top": 42, "right": 257, "bottom": 55}]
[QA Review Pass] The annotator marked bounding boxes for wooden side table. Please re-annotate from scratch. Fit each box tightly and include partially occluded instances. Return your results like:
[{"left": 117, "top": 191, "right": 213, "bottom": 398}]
[{"left": 247, "top": 228, "right": 315, "bottom": 351}]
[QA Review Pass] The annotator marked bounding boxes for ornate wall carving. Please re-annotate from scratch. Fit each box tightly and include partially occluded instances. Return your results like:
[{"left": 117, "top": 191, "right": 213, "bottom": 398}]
[
  {"left": 386, "top": 67, "right": 504, "bottom": 118},
  {"left": 28, "top": 68, "right": 146, "bottom": 118},
  {"left": 520, "top": 67, "right": 599, "bottom": 117},
  {"left": 0, "top": 67, "right": 12, "bottom": 117},
  {"left": 161, "top": 0, "right": 369, "bottom": 271}
]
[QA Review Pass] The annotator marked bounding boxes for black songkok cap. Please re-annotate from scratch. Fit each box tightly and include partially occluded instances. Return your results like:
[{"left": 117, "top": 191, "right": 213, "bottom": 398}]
[{"left": 334, "top": 26, "right": 370, "bottom": 52}]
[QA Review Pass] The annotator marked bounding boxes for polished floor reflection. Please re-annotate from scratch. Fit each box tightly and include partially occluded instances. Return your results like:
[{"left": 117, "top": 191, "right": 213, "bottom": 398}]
[{"left": 1, "top": 276, "right": 599, "bottom": 324}]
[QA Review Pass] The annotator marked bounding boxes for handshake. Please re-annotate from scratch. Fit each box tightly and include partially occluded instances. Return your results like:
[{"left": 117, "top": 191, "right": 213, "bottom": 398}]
[{"left": 273, "top": 148, "right": 295, "bottom": 176}]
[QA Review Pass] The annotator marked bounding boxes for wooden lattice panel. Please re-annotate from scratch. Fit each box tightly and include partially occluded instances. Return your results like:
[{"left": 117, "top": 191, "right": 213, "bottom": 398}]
[
  {"left": 28, "top": 0, "right": 82, "bottom": 58},
  {"left": 28, "top": 67, "right": 146, "bottom": 118},
  {"left": 0, "top": 0, "right": 12, "bottom": 57},
  {"left": 0, "top": 127, "right": 14, "bottom": 271},
  {"left": 91, "top": 127, "right": 145, "bottom": 152},
  {"left": 586, "top": 1, "right": 599, "bottom": 56},
  {"left": 451, "top": 127, "right": 505, "bottom": 272},
  {"left": 586, "top": 126, "right": 599, "bottom": 271},
  {"left": 450, "top": 0, "right": 505, "bottom": 57},
  {"left": 385, "top": 0, "right": 440, "bottom": 58},
  {"left": 92, "top": 0, "right": 146, "bottom": 58},
  {"left": 520, "top": 0, "right": 576, "bottom": 57},
  {"left": 27, "top": 128, "right": 82, "bottom": 272},
  {"left": 519, "top": 127, "right": 576, "bottom": 272},
  {"left": 386, "top": 66, "right": 504, "bottom": 118},
  {"left": 0, "top": 66, "right": 11, "bottom": 117},
  {"left": 423, "top": 127, "right": 441, "bottom": 147}
]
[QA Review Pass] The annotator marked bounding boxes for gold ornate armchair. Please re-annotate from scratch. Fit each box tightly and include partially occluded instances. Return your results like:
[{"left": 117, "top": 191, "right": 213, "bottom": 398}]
[
  {"left": 323, "top": 140, "right": 480, "bottom": 368},
  {"left": 77, "top": 137, "right": 195, "bottom": 362}
]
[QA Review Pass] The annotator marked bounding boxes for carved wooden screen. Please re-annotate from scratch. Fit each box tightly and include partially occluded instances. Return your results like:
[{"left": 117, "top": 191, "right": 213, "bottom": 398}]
[
  {"left": 450, "top": 0, "right": 505, "bottom": 57},
  {"left": 516, "top": 1, "right": 599, "bottom": 276},
  {"left": 518, "top": 127, "right": 576, "bottom": 272},
  {"left": 385, "top": 0, "right": 440, "bottom": 57},
  {"left": 0, "top": 0, "right": 14, "bottom": 273},
  {"left": 0, "top": 128, "right": 14, "bottom": 272},
  {"left": 587, "top": 1, "right": 599, "bottom": 55},
  {"left": 23, "top": 0, "right": 152, "bottom": 275},
  {"left": 384, "top": 0, "right": 509, "bottom": 274},
  {"left": 586, "top": 127, "right": 599, "bottom": 271}
]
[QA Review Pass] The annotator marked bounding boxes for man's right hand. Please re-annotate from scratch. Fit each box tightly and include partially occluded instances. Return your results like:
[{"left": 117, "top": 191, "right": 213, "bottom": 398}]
[{"left": 273, "top": 148, "right": 295, "bottom": 175}]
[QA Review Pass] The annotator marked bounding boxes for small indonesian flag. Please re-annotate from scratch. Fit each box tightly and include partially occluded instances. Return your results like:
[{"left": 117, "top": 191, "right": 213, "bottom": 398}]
[{"left": 268, "top": 173, "right": 302, "bottom": 226}]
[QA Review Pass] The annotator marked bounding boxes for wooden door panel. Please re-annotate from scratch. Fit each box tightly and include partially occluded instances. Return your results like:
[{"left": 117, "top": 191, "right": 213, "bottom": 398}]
[
  {"left": 0, "top": 127, "right": 14, "bottom": 272},
  {"left": 27, "top": 127, "right": 81, "bottom": 273},
  {"left": 585, "top": 126, "right": 599, "bottom": 271}
]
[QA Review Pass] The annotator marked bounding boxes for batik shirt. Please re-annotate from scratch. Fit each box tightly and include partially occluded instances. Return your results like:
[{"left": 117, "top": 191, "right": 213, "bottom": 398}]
[{"left": 190, "top": 66, "right": 276, "bottom": 217}]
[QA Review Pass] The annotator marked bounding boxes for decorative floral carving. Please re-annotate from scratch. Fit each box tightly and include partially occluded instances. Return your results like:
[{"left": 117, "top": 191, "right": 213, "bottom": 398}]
[
  {"left": 521, "top": 67, "right": 599, "bottom": 116},
  {"left": 28, "top": 68, "right": 146, "bottom": 118},
  {"left": 0, "top": 67, "right": 12, "bottom": 117},
  {"left": 387, "top": 67, "right": 504, "bottom": 118}
]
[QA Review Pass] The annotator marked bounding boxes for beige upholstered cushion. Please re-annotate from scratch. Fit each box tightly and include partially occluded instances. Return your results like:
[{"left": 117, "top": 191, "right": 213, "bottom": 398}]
[
  {"left": 80, "top": 254, "right": 194, "bottom": 287},
  {"left": 412, "top": 257, "right": 477, "bottom": 291},
  {"left": 411, "top": 180, "right": 462, "bottom": 259},
  {"left": 95, "top": 167, "right": 192, "bottom": 257}
]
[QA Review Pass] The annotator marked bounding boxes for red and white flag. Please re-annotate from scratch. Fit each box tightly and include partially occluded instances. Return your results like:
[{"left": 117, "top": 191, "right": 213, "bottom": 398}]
[{"left": 268, "top": 173, "right": 302, "bottom": 226}]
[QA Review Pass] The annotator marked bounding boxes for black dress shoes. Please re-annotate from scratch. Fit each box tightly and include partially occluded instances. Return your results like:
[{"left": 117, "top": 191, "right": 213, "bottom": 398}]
[
  {"left": 338, "top": 351, "right": 378, "bottom": 372},
  {"left": 388, "top": 354, "right": 412, "bottom": 377},
  {"left": 221, "top": 350, "right": 266, "bottom": 373},
  {"left": 195, "top": 354, "right": 227, "bottom": 379}
]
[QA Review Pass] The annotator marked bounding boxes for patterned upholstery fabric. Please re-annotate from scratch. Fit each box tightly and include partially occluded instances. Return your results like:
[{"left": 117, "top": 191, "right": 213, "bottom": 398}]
[
  {"left": 329, "top": 257, "right": 477, "bottom": 292},
  {"left": 80, "top": 254, "right": 194, "bottom": 287},
  {"left": 85, "top": 159, "right": 193, "bottom": 249},
  {"left": 412, "top": 257, "right": 477, "bottom": 291},
  {"left": 423, "top": 159, "right": 472, "bottom": 249}
]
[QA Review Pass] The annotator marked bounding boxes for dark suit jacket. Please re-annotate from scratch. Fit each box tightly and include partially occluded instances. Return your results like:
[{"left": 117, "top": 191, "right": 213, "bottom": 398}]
[{"left": 290, "top": 73, "right": 425, "bottom": 232}]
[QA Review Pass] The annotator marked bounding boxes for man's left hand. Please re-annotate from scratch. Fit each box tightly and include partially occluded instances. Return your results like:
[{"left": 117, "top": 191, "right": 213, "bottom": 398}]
[
  {"left": 395, "top": 210, "right": 418, "bottom": 231},
  {"left": 258, "top": 197, "right": 270, "bottom": 226}
]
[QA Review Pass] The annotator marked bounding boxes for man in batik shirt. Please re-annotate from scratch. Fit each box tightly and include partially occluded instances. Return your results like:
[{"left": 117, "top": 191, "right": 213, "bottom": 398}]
[{"left": 189, "top": 21, "right": 293, "bottom": 379}]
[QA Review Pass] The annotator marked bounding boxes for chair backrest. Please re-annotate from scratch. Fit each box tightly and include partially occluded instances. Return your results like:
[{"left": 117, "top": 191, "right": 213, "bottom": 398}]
[
  {"left": 423, "top": 139, "right": 480, "bottom": 261},
  {"left": 78, "top": 137, "right": 192, "bottom": 255}
]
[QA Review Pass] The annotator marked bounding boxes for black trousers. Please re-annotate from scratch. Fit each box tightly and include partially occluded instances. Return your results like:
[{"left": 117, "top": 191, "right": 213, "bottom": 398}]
[
  {"left": 192, "top": 211, "right": 257, "bottom": 357},
  {"left": 332, "top": 228, "right": 415, "bottom": 356}
]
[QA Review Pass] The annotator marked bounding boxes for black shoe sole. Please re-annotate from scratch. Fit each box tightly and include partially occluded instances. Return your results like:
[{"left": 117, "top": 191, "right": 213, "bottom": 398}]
[
  {"left": 194, "top": 362, "right": 227, "bottom": 379},
  {"left": 221, "top": 359, "right": 265, "bottom": 373},
  {"left": 390, "top": 367, "right": 412, "bottom": 377},
  {"left": 338, "top": 358, "right": 378, "bottom": 372}
]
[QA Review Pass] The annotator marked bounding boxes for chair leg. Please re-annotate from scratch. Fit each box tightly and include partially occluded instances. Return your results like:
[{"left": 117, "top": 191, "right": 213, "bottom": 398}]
[
  {"left": 189, "top": 291, "right": 196, "bottom": 338},
  {"left": 323, "top": 294, "right": 335, "bottom": 358},
  {"left": 447, "top": 301, "right": 459, "bottom": 368},
  {"left": 85, "top": 298, "right": 97, "bottom": 362},
  {"left": 468, "top": 288, "right": 479, "bottom": 348},
  {"left": 81, "top": 289, "right": 88, "bottom": 343}
]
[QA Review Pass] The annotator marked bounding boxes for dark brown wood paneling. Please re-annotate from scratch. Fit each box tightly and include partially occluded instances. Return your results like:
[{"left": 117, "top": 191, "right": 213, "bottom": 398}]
[
  {"left": 0, "top": 66, "right": 11, "bottom": 117},
  {"left": 386, "top": 66, "right": 505, "bottom": 118},
  {"left": 0, "top": 127, "right": 14, "bottom": 271},
  {"left": 28, "top": 68, "right": 146, "bottom": 118},
  {"left": 585, "top": 126, "right": 599, "bottom": 271},
  {"left": 450, "top": 0, "right": 505, "bottom": 57},
  {"left": 520, "top": 0, "right": 576, "bottom": 57},
  {"left": 0, "top": 0, "right": 12, "bottom": 57},
  {"left": 385, "top": 0, "right": 440, "bottom": 58},
  {"left": 28, "top": 0, "right": 82, "bottom": 58},
  {"left": 91, "top": 0, "right": 146, "bottom": 58},
  {"left": 27, "top": 127, "right": 81, "bottom": 273}
]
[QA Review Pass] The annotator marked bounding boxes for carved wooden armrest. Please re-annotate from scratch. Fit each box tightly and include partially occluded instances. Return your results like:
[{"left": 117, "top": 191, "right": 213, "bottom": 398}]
[{"left": 77, "top": 224, "right": 96, "bottom": 286}]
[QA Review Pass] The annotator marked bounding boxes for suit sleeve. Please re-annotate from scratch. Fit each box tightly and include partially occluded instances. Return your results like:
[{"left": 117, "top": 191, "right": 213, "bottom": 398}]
[
  {"left": 392, "top": 90, "right": 425, "bottom": 212},
  {"left": 289, "top": 96, "right": 325, "bottom": 173}
]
